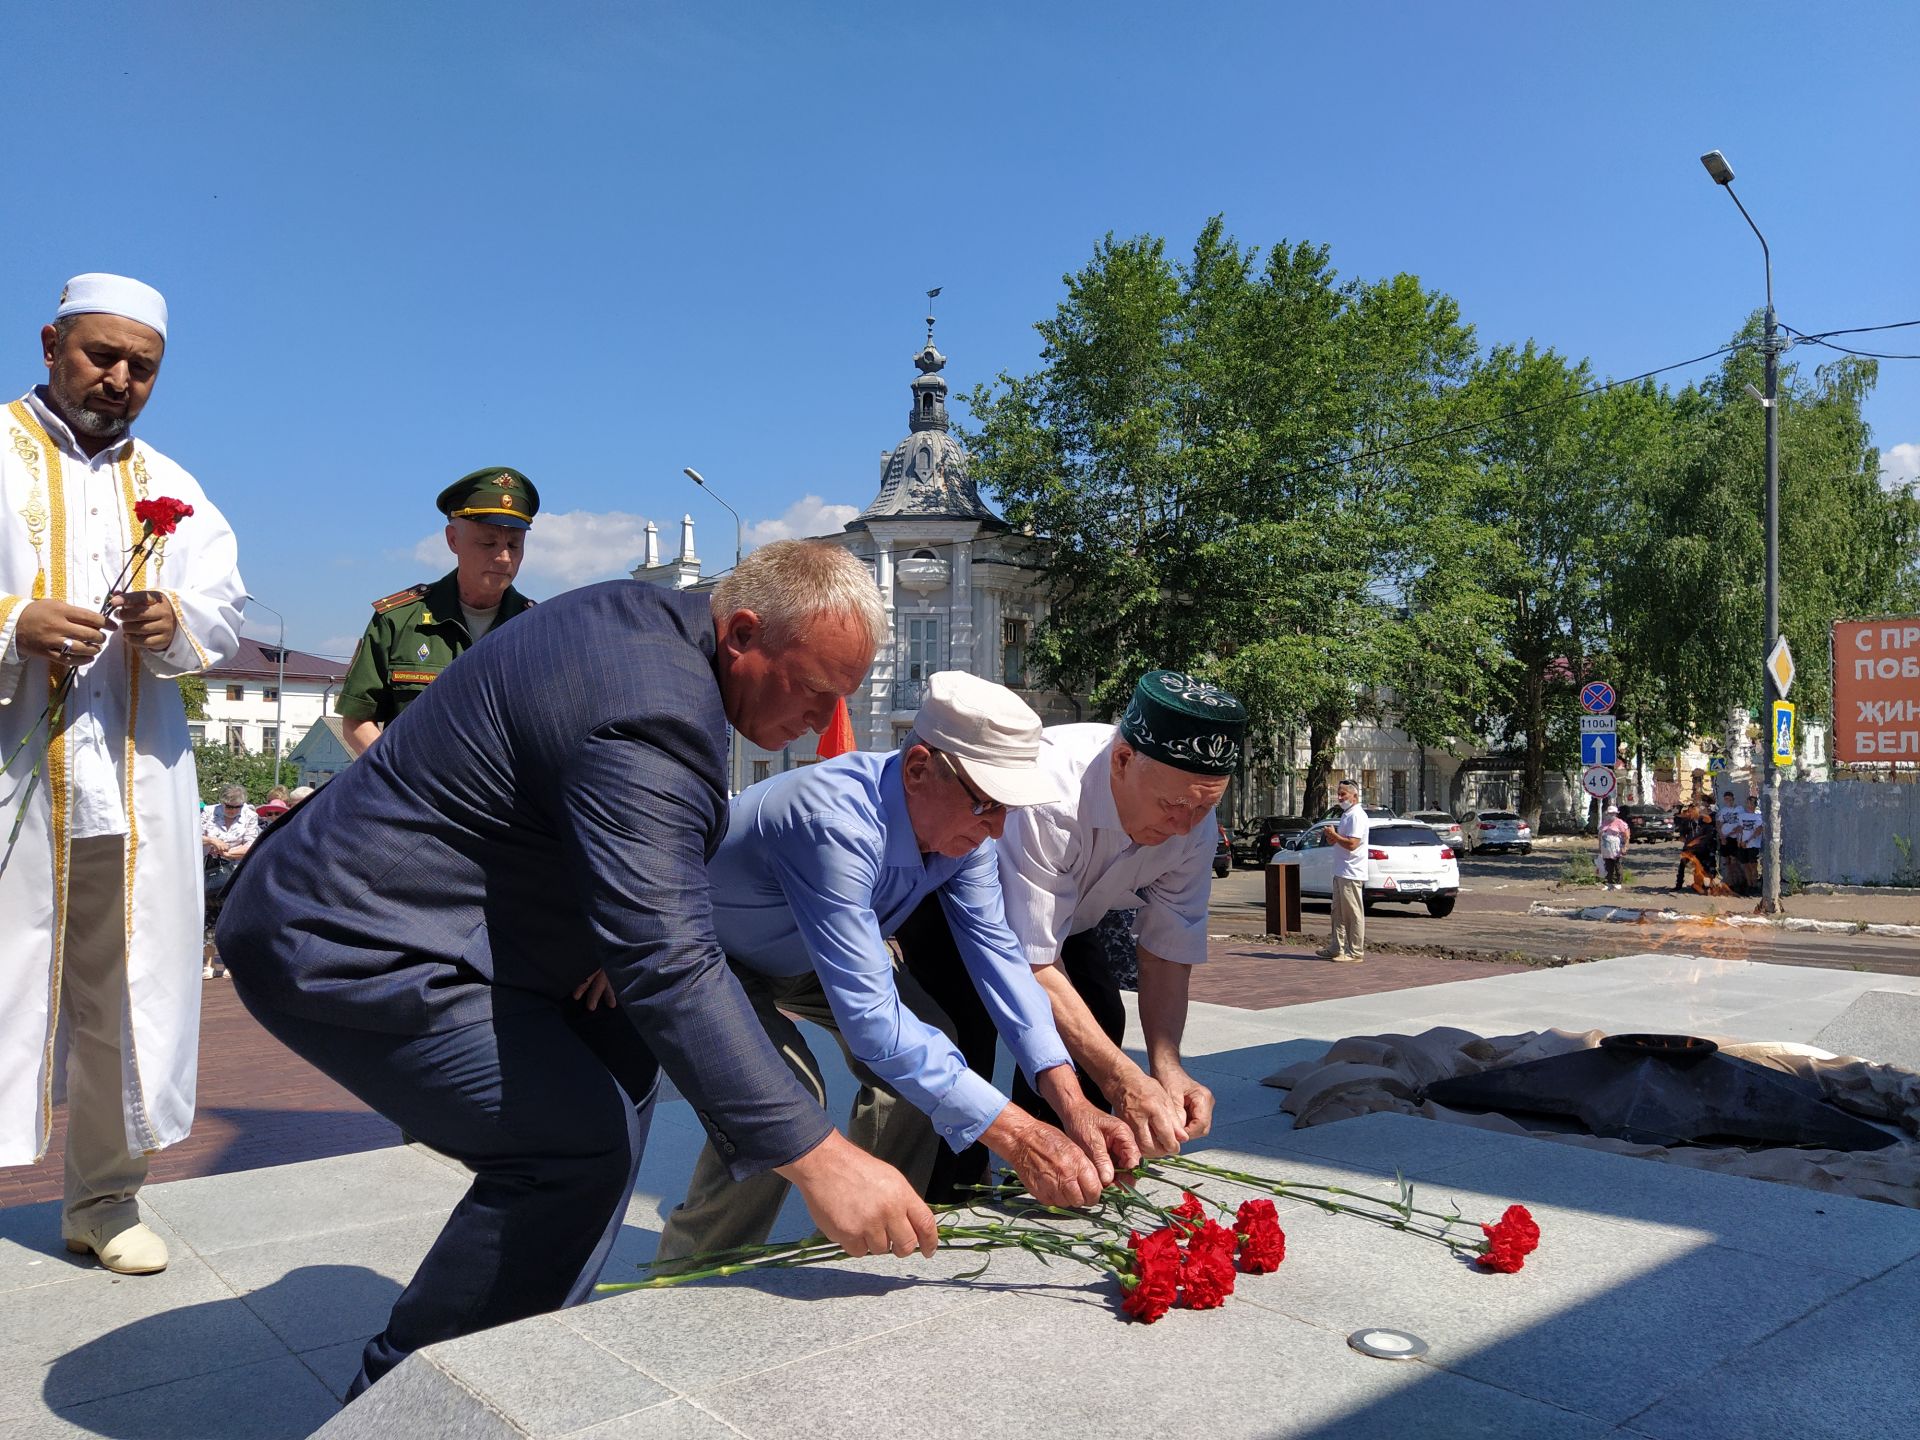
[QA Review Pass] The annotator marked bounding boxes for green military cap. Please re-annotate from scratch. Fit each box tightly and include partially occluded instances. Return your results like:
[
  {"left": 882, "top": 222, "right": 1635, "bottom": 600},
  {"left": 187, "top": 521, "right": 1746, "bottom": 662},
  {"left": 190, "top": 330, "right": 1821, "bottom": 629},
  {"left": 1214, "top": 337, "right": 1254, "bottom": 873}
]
[
  {"left": 1118, "top": 670, "right": 1248, "bottom": 774},
  {"left": 436, "top": 466, "right": 540, "bottom": 530}
]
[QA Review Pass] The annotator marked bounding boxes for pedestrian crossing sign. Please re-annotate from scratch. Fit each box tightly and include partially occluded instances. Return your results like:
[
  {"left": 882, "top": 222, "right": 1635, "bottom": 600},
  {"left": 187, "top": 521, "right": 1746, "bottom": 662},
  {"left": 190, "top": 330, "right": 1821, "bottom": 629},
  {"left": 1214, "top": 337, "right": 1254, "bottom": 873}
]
[{"left": 1772, "top": 700, "right": 1795, "bottom": 766}]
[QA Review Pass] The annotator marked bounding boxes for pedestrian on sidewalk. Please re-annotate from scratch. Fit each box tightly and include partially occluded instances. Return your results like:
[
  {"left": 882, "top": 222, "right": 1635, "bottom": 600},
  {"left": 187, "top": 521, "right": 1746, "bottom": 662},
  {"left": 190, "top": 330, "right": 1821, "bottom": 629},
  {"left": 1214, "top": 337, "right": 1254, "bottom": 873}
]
[
  {"left": 1597, "top": 805, "right": 1630, "bottom": 890},
  {"left": 1739, "top": 793, "right": 1765, "bottom": 896},
  {"left": 1715, "top": 789, "right": 1743, "bottom": 892},
  {"left": 1321, "top": 778, "right": 1370, "bottom": 963},
  {"left": 0, "top": 274, "right": 246, "bottom": 1277}
]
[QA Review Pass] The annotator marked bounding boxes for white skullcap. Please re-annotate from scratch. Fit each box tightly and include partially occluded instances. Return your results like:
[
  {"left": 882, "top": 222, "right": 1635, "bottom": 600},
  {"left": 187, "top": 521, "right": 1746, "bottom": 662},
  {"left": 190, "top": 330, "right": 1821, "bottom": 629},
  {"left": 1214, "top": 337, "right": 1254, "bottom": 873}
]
[{"left": 54, "top": 273, "right": 168, "bottom": 342}]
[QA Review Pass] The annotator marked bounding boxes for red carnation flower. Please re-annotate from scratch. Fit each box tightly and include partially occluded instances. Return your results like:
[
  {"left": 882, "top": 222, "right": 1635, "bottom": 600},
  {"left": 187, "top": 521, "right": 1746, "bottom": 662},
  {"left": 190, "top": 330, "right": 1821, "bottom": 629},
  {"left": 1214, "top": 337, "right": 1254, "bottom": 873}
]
[
  {"left": 1188, "top": 1219, "right": 1237, "bottom": 1261},
  {"left": 1477, "top": 1204, "right": 1542, "bottom": 1273},
  {"left": 1122, "top": 1227, "right": 1182, "bottom": 1322},
  {"left": 1178, "top": 1238, "right": 1236, "bottom": 1309},
  {"left": 134, "top": 496, "right": 194, "bottom": 536},
  {"left": 1234, "top": 1197, "right": 1286, "bottom": 1274},
  {"left": 1169, "top": 1191, "right": 1206, "bottom": 1232}
]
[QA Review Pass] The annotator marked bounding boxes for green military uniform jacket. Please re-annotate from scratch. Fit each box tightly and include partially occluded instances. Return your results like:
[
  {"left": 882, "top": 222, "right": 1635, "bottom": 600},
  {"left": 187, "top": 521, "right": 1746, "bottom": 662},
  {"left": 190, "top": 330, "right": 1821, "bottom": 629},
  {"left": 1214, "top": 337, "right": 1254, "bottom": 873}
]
[{"left": 335, "top": 569, "right": 536, "bottom": 725}]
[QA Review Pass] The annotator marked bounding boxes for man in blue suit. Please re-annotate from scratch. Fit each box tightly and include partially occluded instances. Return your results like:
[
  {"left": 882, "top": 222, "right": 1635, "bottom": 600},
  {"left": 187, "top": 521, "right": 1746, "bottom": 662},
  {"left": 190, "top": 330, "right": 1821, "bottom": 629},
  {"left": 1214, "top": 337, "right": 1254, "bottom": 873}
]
[{"left": 217, "top": 541, "right": 935, "bottom": 1399}]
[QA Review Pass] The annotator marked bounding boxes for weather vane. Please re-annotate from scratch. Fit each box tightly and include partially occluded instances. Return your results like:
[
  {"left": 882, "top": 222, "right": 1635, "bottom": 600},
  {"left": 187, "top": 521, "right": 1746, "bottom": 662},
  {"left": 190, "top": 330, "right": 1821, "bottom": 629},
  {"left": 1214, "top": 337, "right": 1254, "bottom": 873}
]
[{"left": 925, "top": 286, "right": 941, "bottom": 347}]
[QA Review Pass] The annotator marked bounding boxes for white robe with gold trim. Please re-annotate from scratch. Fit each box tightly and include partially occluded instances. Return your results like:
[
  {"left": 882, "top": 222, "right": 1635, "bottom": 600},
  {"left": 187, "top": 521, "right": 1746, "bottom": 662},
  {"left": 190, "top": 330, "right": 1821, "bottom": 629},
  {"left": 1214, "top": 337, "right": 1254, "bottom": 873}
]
[{"left": 0, "top": 390, "right": 244, "bottom": 1165}]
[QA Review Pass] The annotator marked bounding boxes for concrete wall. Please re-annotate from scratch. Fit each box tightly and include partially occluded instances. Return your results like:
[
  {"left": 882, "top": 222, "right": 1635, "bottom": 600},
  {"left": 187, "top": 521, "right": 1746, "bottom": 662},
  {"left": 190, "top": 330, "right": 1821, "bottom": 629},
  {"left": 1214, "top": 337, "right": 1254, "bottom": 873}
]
[{"left": 1781, "top": 780, "right": 1920, "bottom": 884}]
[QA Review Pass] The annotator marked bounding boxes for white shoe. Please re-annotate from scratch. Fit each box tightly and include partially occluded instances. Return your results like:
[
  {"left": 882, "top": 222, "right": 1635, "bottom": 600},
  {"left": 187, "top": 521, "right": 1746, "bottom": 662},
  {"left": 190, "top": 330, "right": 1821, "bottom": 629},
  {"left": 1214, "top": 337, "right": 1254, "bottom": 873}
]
[{"left": 65, "top": 1220, "right": 168, "bottom": 1275}]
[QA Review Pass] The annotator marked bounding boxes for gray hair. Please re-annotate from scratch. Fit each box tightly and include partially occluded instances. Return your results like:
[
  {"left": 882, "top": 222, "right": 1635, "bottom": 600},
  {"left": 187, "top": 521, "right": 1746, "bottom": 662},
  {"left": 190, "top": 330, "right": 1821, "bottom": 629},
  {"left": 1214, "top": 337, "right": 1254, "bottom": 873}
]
[
  {"left": 711, "top": 540, "right": 886, "bottom": 654},
  {"left": 221, "top": 785, "right": 247, "bottom": 805}
]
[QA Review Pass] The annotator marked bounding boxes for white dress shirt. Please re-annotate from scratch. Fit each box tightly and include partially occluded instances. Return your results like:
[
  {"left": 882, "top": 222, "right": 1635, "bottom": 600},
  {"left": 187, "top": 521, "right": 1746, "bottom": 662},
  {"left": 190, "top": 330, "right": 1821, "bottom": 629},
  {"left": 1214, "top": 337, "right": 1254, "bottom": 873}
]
[{"left": 996, "top": 723, "right": 1215, "bottom": 969}]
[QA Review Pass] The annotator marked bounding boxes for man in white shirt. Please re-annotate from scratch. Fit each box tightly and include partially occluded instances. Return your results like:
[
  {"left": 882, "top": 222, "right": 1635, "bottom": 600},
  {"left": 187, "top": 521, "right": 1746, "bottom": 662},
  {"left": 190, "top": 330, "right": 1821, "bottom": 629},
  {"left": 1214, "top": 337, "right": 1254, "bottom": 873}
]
[
  {"left": 1738, "top": 793, "right": 1765, "bottom": 896},
  {"left": 901, "top": 670, "right": 1246, "bottom": 1200},
  {"left": 1, "top": 274, "right": 245, "bottom": 1275},
  {"left": 1322, "top": 778, "right": 1371, "bottom": 963}
]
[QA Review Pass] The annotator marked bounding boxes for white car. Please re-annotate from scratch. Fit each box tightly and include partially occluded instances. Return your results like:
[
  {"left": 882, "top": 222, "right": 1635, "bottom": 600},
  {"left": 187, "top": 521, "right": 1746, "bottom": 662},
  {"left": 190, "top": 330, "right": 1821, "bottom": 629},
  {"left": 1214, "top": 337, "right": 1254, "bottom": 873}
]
[
  {"left": 1272, "top": 820, "right": 1461, "bottom": 917},
  {"left": 1461, "top": 809, "right": 1532, "bottom": 855}
]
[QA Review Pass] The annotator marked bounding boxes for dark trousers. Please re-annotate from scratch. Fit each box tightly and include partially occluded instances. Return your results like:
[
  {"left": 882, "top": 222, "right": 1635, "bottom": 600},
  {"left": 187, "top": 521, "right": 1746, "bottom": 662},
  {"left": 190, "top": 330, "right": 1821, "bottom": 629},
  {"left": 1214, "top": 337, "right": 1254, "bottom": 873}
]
[
  {"left": 895, "top": 896, "right": 1124, "bottom": 1203},
  {"left": 231, "top": 979, "right": 658, "bottom": 1399}
]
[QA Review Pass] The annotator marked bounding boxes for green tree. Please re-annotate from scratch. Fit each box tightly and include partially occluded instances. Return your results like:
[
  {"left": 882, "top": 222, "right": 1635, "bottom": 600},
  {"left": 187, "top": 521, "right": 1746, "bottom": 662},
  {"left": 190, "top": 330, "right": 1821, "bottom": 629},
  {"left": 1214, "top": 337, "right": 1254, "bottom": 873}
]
[
  {"left": 1615, "top": 325, "right": 1920, "bottom": 742},
  {"left": 178, "top": 674, "right": 208, "bottom": 721},
  {"left": 965, "top": 218, "right": 1487, "bottom": 818},
  {"left": 191, "top": 743, "right": 283, "bottom": 805}
]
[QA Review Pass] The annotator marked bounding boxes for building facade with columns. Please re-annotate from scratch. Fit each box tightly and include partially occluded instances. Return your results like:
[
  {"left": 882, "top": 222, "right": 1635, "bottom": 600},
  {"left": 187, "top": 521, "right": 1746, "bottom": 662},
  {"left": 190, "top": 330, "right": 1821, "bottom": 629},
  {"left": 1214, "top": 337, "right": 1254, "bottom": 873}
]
[{"left": 632, "top": 323, "right": 1078, "bottom": 792}]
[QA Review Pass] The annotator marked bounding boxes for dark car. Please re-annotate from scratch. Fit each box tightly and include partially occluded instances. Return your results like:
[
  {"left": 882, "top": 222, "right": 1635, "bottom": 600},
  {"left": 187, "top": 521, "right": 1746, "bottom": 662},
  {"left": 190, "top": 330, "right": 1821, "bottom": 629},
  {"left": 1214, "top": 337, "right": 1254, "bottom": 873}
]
[
  {"left": 1233, "top": 815, "right": 1307, "bottom": 868},
  {"left": 1213, "top": 821, "right": 1232, "bottom": 878},
  {"left": 1618, "top": 804, "right": 1677, "bottom": 843}
]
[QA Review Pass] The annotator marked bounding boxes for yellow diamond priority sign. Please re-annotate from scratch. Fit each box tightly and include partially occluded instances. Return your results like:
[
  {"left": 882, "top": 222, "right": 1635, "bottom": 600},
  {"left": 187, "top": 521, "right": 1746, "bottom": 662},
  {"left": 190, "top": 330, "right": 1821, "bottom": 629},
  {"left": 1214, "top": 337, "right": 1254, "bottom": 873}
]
[{"left": 1766, "top": 636, "right": 1795, "bottom": 699}]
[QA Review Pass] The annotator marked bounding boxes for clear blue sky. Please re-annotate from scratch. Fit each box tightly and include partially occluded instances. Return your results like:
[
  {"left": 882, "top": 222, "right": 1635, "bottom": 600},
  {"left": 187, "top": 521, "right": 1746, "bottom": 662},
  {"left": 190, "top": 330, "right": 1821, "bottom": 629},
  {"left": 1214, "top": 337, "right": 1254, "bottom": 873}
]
[{"left": 4, "top": 2, "right": 1914, "bottom": 656}]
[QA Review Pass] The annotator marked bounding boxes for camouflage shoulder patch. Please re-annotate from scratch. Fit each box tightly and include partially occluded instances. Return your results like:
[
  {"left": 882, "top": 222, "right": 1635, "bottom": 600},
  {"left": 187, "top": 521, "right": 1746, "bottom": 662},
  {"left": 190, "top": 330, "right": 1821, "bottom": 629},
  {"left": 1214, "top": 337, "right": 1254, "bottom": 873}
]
[{"left": 371, "top": 583, "right": 431, "bottom": 615}]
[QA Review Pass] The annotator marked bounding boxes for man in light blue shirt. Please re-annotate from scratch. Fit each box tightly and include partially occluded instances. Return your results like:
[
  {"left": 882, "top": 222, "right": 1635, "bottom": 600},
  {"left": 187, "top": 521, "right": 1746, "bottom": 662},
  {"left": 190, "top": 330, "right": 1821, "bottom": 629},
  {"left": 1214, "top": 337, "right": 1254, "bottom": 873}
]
[{"left": 657, "top": 673, "right": 1137, "bottom": 1263}]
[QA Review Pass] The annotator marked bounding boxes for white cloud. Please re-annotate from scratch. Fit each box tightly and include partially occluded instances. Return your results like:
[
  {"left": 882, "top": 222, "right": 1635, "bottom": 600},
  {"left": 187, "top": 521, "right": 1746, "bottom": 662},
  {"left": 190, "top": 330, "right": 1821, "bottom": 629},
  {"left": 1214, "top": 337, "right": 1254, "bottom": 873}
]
[
  {"left": 410, "top": 510, "right": 660, "bottom": 589},
  {"left": 742, "top": 495, "right": 861, "bottom": 551},
  {"left": 1880, "top": 441, "right": 1920, "bottom": 494}
]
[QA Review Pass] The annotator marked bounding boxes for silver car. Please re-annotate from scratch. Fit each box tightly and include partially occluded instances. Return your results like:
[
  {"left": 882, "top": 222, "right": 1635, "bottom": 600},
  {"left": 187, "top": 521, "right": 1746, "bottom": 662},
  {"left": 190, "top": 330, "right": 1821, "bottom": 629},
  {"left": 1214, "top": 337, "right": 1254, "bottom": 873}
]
[
  {"left": 1461, "top": 809, "right": 1532, "bottom": 855},
  {"left": 1407, "top": 810, "right": 1467, "bottom": 853}
]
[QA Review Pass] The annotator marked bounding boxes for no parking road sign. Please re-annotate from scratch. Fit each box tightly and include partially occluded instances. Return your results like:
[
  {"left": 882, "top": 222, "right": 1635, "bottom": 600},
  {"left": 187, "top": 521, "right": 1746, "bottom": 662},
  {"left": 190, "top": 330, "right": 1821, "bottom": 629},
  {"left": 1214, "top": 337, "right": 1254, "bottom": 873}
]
[
  {"left": 1580, "top": 680, "right": 1616, "bottom": 714},
  {"left": 1581, "top": 766, "right": 1617, "bottom": 800}
]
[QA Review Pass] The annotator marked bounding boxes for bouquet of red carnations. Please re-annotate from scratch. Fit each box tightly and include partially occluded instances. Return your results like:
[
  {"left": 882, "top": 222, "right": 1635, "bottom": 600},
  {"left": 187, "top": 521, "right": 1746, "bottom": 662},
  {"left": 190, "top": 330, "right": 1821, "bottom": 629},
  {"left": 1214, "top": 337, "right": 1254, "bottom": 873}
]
[{"left": 602, "top": 1153, "right": 1541, "bottom": 1324}]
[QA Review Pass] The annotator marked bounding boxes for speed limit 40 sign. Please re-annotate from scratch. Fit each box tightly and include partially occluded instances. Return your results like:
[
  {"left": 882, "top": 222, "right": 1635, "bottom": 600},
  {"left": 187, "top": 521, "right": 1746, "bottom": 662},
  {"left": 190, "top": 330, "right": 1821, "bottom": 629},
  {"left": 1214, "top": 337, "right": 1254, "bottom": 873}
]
[{"left": 1581, "top": 766, "right": 1617, "bottom": 800}]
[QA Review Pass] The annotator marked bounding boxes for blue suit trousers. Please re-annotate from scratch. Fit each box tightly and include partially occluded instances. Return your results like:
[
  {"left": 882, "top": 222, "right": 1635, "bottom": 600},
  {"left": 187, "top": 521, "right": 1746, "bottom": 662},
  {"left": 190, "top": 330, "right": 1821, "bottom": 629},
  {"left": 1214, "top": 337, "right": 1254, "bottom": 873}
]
[{"left": 233, "top": 980, "right": 658, "bottom": 1398}]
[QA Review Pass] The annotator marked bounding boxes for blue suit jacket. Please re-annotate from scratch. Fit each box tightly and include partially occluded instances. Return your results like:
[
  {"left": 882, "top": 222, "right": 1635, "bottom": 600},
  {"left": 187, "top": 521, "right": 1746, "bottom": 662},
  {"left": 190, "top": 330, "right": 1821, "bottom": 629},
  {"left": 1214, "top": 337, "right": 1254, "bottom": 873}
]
[{"left": 218, "top": 580, "right": 831, "bottom": 1178}]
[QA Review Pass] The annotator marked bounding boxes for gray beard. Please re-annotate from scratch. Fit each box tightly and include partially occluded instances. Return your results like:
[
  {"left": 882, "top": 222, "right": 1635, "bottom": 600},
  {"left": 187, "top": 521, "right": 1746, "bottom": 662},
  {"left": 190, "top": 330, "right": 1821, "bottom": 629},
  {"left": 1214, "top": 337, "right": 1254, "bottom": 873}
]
[{"left": 64, "top": 401, "right": 130, "bottom": 440}]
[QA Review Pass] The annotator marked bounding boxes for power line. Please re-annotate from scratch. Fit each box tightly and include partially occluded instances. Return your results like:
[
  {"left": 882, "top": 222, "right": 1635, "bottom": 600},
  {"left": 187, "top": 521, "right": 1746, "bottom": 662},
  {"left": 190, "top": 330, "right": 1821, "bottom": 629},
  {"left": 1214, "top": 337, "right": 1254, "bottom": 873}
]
[
  {"left": 1780, "top": 324, "right": 1920, "bottom": 361},
  {"left": 1782, "top": 318, "right": 1920, "bottom": 342}
]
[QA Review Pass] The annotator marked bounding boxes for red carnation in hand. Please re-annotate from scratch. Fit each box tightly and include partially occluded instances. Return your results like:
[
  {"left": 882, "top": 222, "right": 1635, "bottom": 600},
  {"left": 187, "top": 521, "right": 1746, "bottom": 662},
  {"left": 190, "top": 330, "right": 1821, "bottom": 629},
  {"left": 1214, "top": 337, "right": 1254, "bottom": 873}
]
[
  {"left": 1233, "top": 1197, "right": 1286, "bottom": 1274},
  {"left": 1121, "top": 1227, "right": 1181, "bottom": 1323},
  {"left": 1477, "top": 1204, "right": 1541, "bottom": 1273},
  {"left": 1169, "top": 1191, "right": 1206, "bottom": 1233},
  {"left": 134, "top": 496, "right": 194, "bottom": 536}
]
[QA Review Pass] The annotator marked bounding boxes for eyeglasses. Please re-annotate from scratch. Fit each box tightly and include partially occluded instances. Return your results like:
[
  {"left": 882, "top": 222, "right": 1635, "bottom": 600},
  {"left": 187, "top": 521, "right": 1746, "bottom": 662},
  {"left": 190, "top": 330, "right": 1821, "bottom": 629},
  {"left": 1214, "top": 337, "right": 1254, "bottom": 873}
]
[{"left": 937, "top": 751, "right": 1004, "bottom": 817}]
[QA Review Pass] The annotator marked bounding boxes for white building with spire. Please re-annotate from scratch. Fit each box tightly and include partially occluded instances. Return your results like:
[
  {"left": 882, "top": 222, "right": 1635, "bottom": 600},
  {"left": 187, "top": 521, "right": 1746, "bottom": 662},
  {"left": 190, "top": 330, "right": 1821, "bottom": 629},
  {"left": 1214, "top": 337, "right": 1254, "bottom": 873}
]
[{"left": 634, "top": 314, "right": 1080, "bottom": 792}]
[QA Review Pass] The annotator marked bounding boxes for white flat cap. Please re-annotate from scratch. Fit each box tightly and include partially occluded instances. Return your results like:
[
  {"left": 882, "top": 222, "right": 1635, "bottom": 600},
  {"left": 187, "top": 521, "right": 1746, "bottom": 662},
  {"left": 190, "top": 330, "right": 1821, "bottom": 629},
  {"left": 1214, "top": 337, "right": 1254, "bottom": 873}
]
[
  {"left": 914, "top": 671, "right": 1065, "bottom": 809},
  {"left": 55, "top": 273, "right": 168, "bottom": 341}
]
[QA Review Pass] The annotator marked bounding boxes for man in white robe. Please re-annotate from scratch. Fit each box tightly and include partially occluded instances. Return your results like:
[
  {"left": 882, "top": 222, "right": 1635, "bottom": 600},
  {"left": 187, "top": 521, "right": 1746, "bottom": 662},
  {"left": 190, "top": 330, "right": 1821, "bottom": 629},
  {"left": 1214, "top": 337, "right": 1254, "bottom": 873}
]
[{"left": 0, "top": 274, "right": 244, "bottom": 1274}]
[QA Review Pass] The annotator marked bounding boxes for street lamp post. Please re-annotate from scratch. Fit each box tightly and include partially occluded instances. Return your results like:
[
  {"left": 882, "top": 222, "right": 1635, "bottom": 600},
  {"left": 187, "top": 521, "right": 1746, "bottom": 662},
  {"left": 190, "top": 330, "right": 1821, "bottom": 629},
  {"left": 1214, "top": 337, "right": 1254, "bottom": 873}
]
[
  {"left": 1700, "top": 148, "right": 1783, "bottom": 914},
  {"left": 682, "top": 467, "right": 744, "bottom": 792},
  {"left": 242, "top": 595, "right": 287, "bottom": 789},
  {"left": 682, "top": 467, "right": 743, "bottom": 572}
]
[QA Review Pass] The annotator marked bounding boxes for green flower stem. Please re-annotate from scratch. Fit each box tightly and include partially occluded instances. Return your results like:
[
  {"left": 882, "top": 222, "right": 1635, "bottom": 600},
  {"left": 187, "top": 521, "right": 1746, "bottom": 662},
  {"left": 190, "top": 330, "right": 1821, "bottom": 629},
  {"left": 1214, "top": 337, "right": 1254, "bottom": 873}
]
[{"left": 1147, "top": 1157, "right": 1482, "bottom": 1254}]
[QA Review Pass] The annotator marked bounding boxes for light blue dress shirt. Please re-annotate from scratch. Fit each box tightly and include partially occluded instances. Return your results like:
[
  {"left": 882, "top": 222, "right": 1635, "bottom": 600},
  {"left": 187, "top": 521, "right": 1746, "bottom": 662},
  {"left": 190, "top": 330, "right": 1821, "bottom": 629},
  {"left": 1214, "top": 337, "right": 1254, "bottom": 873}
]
[{"left": 707, "top": 750, "right": 1072, "bottom": 1150}]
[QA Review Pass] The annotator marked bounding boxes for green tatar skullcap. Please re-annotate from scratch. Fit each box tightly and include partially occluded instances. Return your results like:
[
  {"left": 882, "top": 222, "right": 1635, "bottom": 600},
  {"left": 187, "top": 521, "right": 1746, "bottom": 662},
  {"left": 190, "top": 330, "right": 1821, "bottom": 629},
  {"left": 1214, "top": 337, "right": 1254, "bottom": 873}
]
[
  {"left": 1119, "top": 670, "right": 1248, "bottom": 775},
  {"left": 436, "top": 466, "right": 540, "bottom": 529}
]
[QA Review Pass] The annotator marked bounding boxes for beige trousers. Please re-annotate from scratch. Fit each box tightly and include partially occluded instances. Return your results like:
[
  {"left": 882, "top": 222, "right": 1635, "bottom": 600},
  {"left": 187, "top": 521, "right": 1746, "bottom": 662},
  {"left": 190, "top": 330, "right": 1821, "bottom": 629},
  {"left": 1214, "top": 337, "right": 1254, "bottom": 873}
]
[
  {"left": 60, "top": 835, "right": 150, "bottom": 1236},
  {"left": 1327, "top": 876, "right": 1366, "bottom": 960},
  {"left": 654, "top": 956, "right": 955, "bottom": 1266}
]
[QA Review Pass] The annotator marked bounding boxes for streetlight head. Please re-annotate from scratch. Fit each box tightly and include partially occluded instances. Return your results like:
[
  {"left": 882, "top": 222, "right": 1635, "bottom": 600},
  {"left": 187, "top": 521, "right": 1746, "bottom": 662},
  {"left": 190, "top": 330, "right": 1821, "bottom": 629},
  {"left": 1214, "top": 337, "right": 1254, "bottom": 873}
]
[
  {"left": 683, "top": 466, "right": 706, "bottom": 486},
  {"left": 1744, "top": 382, "right": 1766, "bottom": 404},
  {"left": 1700, "top": 150, "right": 1735, "bottom": 186}
]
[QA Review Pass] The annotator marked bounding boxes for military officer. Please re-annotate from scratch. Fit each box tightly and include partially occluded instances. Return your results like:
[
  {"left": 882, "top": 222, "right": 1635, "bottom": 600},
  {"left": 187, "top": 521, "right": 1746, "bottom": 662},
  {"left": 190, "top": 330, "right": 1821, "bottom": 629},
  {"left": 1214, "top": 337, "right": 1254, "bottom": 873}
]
[{"left": 336, "top": 467, "right": 540, "bottom": 755}]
